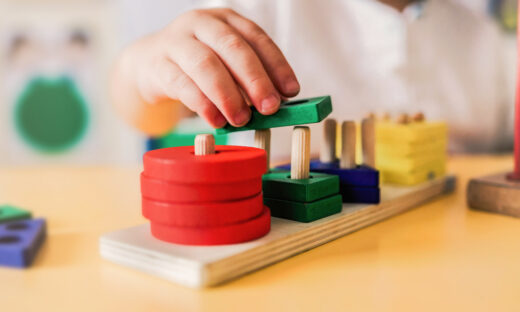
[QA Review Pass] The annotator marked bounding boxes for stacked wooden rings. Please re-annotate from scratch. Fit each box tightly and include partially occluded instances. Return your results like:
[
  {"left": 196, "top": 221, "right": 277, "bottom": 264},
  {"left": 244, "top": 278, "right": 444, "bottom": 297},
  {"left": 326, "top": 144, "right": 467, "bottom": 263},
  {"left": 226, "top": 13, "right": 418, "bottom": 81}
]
[{"left": 141, "top": 144, "right": 271, "bottom": 245}]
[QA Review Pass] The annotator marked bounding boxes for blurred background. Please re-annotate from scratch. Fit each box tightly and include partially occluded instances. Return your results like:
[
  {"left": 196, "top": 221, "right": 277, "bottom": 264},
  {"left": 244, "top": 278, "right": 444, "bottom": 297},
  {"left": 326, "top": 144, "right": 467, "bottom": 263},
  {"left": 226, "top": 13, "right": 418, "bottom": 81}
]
[{"left": 0, "top": 0, "right": 517, "bottom": 166}]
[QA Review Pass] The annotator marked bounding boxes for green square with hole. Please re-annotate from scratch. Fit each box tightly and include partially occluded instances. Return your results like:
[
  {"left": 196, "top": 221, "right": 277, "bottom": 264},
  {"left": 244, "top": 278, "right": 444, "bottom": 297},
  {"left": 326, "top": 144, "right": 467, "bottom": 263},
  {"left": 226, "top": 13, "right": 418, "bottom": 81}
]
[
  {"left": 216, "top": 96, "right": 332, "bottom": 134},
  {"left": 262, "top": 171, "right": 339, "bottom": 202},
  {"left": 265, "top": 194, "right": 342, "bottom": 222},
  {"left": 0, "top": 205, "right": 32, "bottom": 224}
]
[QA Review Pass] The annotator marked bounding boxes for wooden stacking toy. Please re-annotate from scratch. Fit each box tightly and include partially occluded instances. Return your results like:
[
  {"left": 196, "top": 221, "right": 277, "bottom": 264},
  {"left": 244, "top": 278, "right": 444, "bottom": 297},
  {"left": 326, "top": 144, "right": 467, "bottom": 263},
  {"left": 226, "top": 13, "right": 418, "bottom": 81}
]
[
  {"left": 376, "top": 113, "right": 447, "bottom": 185},
  {"left": 262, "top": 126, "right": 343, "bottom": 222},
  {"left": 141, "top": 134, "right": 271, "bottom": 245},
  {"left": 276, "top": 118, "right": 380, "bottom": 203},
  {"left": 0, "top": 204, "right": 46, "bottom": 268}
]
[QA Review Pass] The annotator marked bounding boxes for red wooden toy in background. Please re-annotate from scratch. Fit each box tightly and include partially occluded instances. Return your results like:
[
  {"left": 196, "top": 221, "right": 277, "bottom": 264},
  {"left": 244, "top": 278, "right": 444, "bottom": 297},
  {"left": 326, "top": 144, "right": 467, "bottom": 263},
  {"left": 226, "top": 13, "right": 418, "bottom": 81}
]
[{"left": 141, "top": 134, "right": 271, "bottom": 245}]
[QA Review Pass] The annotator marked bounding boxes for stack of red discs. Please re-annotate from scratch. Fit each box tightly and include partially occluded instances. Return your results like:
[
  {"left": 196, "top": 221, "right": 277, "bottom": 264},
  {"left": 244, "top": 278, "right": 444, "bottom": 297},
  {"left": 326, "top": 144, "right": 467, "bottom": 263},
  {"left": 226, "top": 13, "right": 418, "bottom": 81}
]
[{"left": 141, "top": 144, "right": 271, "bottom": 245}]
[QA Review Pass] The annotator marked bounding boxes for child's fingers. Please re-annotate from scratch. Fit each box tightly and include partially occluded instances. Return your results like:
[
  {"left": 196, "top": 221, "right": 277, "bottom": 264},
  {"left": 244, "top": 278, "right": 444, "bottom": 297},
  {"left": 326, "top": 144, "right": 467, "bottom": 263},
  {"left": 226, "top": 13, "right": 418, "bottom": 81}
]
[
  {"left": 157, "top": 57, "right": 227, "bottom": 128},
  {"left": 193, "top": 17, "right": 280, "bottom": 115},
  {"left": 167, "top": 37, "right": 251, "bottom": 127},
  {"left": 222, "top": 10, "right": 300, "bottom": 97}
]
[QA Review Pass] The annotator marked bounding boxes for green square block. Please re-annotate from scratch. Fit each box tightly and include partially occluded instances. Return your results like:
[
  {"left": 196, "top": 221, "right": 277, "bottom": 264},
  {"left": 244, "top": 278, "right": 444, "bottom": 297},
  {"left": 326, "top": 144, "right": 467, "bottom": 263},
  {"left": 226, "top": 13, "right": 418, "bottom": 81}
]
[
  {"left": 0, "top": 205, "right": 32, "bottom": 224},
  {"left": 265, "top": 194, "right": 343, "bottom": 222},
  {"left": 216, "top": 96, "right": 332, "bottom": 134},
  {"left": 262, "top": 171, "right": 339, "bottom": 202}
]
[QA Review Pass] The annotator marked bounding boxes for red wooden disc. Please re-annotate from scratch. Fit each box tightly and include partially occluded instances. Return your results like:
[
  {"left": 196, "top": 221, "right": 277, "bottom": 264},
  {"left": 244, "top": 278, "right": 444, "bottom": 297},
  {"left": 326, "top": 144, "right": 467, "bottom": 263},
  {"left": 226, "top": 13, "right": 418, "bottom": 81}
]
[
  {"left": 143, "top": 145, "right": 266, "bottom": 183},
  {"left": 140, "top": 173, "right": 262, "bottom": 203},
  {"left": 142, "top": 192, "right": 264, "bottom": 227},
  {"left": 150, "top": 207, "right": 271, "bottom": 245}
]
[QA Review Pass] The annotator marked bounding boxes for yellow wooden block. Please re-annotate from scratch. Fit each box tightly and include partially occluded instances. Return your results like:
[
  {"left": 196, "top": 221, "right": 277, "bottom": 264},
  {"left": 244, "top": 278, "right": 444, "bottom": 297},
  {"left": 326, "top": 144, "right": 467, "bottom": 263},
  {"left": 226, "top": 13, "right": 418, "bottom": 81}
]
[
  {"left": 381, "top": 162, "right": 446, "bottom": 185},
  {"left": 376, "top": 121, "right": 447, "bottom": 143},
  {"left": 376, "top": 120, "right": 447, "bottom": 185},
  {"left": 378, "top": 154, "right": 446, "bottom": 172},
  {"left": 377, "top": 140, "right": 446, "bottom": 158}
]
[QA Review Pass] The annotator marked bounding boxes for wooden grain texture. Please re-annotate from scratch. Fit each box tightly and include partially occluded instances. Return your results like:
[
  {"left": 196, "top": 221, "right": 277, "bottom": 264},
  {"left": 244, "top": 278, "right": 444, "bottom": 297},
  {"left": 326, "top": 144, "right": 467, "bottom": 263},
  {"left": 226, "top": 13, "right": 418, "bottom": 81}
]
[
  {"left": 194, "top": 134, "right": 215, "bottom": 156},
  {"left": 254, "top": 129, "right": 271, "bottom": 172},
  {"left": 100, "top": 175, "right": 455, "bottom": 288},
  {"left": 340, "top": 121, "right": 356, "bottom": 169},
  {"left": 361, "top": 118, "right": 375, "bottom": 168},
  {"left": 291, "top": 126, "right": 310, "bottom": 180},
  {"left": 467, "top": 172, "right": 520, "bottom": 218},
  {"left": 320, "top": 119, "right": 337, "bottom": 164}
]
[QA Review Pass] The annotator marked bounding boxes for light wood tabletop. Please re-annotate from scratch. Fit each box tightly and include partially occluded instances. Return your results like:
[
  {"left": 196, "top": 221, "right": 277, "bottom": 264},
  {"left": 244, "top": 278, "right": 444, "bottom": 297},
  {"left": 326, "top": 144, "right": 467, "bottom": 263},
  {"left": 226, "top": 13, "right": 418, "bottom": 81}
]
[{"left": 1, "top": 155, "right": 520, "bottom": 312}]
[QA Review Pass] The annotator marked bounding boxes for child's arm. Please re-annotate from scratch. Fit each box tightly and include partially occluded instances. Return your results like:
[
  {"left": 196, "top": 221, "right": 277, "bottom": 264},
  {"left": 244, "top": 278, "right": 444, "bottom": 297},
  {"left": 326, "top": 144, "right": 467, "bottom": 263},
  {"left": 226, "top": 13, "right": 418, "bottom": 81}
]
[{"left": 112, "top": 8, "right": 300, "bottom": 136}]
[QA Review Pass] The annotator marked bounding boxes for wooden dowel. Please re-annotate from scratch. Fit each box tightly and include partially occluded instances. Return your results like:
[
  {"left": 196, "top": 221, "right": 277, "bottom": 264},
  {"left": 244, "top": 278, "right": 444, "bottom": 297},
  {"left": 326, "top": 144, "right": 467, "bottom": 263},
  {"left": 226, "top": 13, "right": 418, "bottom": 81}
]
[
  {"left": 412, "top": 112, "right": 425, "bottom": 122},
  {"left": 254, "top": 129, "right": 271, "bottom": 172},
  {"left": 361, "top": 118, "right": 376, "bottom": 168},
  {"left": 291, "top": 126, "right": 310, "bottom": 179},
  {"left": 396, "top": 113, "right": 410, "bottom": 124},
  {"left": 320, "top": 118, "right": 337, "bottom": 164},
  {"left": 340, "top": 121, "right": 356, "bottom": 169},
  {"left": 194, "top": 134, "right": 215, "bottom": 156}
]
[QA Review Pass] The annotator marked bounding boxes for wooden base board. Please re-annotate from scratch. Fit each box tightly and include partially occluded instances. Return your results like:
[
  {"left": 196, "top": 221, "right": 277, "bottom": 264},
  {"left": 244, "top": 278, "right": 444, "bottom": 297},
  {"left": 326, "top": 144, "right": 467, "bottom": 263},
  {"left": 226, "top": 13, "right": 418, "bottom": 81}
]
[
  {"left": 99, "top": 176, "right": 455, "bottom": 288},
  {"left": 467, "top": 172, "right": 520, "bottom": 218}
]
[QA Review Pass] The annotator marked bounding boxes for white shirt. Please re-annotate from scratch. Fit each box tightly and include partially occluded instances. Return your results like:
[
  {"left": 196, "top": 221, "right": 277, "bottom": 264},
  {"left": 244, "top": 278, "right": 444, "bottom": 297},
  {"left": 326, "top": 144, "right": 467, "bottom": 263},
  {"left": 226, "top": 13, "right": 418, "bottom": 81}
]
[{"left": 117, "top": 0, "right": 515, "bottom": 160}]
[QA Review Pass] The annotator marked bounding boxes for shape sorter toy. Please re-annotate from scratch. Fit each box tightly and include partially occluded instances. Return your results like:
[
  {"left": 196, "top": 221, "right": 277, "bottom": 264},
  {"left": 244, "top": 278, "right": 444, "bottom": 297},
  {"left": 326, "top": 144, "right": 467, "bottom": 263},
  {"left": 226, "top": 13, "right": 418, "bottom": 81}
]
[
  {"left": 0, "top": 204, "right": 46, "bottom": 269},
  {"left": 141, "top": 134, "right": 270, "bottom": 245},
  {"left": 277, "top": 118, "right": 381, "bottom": 204},
  {"left": 375, "top": 113, "right": 447, "bottom": 186},
  {"left": 100, "top": 96, "right": 456, "bottom": 288}
]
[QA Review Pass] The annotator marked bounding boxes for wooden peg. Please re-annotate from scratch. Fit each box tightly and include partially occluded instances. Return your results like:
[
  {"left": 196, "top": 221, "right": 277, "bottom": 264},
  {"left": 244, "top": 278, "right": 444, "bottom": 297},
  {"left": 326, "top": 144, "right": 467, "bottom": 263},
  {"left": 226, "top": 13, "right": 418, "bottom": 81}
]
[
  {"left": 340, "top": 121, "right": 356, "bottom": 169},
  {"left": 412, "top": 112, "right": 425, "bottom": 122},
  {"left": 320, "top": 119, "right": 337, "bottom": 164},
  {"left": 194, "top": 134, "right": 215, "bottom": 156},
  {"left": 365, "top": 112, "right": 376, "bottom": 120},
  {"left": 254, "top": 129, "right": 271, "bottom": 172},
  {"left": 291, "top": 126, "right": 310, "bottom": 180},
  {"left": 361, "top": 118, "right": 376, "bottom": 168},
  {"left": 396, "top": 113, "right": 410, "bottom": 124}
]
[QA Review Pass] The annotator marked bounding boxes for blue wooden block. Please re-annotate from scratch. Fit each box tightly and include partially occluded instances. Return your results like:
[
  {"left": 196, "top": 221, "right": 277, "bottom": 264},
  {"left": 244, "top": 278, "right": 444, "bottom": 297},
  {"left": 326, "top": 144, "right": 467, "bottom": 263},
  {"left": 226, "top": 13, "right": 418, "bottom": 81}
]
[
  {"left": 276, "top": 159, "right": 339, "bottom": 171},
  {"left": 0, "top": 218, "right": 46, "bottom": 268},
  {"left": 340, "top": 186, "right": 380, "bottom": 204},
  {"left": 276, "top": 160, "right": 379, "bottom": 187}
]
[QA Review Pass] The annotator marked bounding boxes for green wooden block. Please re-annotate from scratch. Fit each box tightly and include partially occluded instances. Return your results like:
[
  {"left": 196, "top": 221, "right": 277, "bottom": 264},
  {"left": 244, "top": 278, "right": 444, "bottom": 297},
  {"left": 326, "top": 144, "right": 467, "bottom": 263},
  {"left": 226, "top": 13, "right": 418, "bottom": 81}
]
[
  {"left": 265, "top": 194, "right": 342, "bottom": 222},
  {"left": 0, "top": 205, "right": 32, "bottom": 224},
  {"left": 216, "top": 96, "right": 332, "bottom": 134},
  {"left": 262, "top": 171, "right": 339, "bottom": 202}
]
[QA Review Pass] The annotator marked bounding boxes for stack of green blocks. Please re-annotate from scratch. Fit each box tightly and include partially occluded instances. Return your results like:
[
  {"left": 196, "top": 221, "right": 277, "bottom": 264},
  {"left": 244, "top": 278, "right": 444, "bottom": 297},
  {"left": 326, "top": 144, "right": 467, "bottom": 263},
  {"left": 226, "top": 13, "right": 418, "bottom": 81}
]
[
  {"left": 210, "top": 95, "right": 343, "bottom": 222},
  {"left": 262, "top": 172, "right": 343, "bottom": 222}
]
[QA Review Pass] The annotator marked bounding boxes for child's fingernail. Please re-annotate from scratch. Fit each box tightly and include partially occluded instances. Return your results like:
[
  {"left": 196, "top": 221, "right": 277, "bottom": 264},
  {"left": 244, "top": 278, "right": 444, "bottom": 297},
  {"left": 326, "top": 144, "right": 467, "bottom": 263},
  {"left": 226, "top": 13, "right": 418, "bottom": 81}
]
[
  {"left": 284, "top": 80, "right": 300, "bottom": 94},
  {"left": 261, "top": 94, "right": 280, "bottom": 114},
  {"left": 233, "top": 108, "right": 251, "bottom": 126}
]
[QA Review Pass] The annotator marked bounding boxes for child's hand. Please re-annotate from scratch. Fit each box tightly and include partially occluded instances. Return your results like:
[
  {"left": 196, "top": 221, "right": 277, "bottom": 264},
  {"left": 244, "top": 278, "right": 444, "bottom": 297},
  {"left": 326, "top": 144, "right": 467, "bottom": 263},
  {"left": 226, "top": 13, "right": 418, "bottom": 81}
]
[{"left": 116, "top": 8, "right": 300, "bottom": 132}]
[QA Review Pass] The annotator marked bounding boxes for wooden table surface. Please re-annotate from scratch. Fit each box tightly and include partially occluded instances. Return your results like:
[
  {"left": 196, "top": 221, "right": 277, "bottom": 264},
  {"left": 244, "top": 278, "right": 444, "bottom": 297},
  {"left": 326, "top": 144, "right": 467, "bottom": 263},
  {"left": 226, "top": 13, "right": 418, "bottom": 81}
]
[{"left": 1, "top": 155, "right": 520, "bottom": 312}]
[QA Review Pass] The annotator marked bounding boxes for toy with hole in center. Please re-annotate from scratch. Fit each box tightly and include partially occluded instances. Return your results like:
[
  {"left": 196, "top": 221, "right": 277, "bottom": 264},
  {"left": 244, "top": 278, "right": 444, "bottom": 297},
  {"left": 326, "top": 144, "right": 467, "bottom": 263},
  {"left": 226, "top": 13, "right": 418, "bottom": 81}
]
[
  {"left": 216, "top": 96, "right": 332, "bottom": 134},
  {"left": 263, "top": 126, "right": 343, "bottom": 222},
  {"left": 141, "top": 134, "right": 270, "bottom": 245},
  {"left": 0, "top": 218, "right": 46, "bottom": 268}
]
